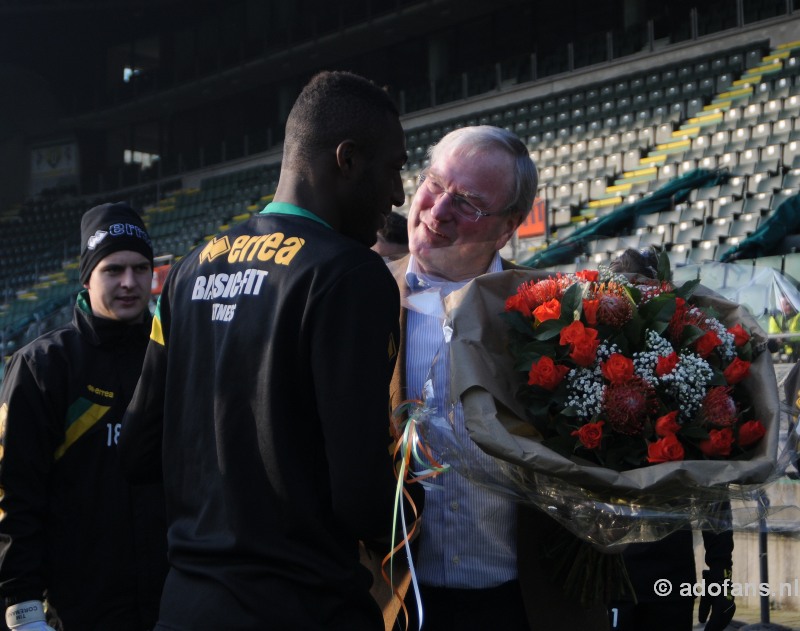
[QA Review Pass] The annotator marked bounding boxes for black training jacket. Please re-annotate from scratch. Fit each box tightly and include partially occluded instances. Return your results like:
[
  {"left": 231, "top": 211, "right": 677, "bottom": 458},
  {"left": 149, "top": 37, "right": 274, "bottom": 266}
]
[
  {"left": 120, "top": 208, "right": 421, "bottom": 631},
  {"left": 0, "top": 293, "right": 168, "bottom": 630}
]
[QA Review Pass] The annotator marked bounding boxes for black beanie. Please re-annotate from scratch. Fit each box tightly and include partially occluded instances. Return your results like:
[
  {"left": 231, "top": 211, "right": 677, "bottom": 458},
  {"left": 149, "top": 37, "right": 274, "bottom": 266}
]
[{"left": 79, "top": 202, "right": 154, "bottom": 285}]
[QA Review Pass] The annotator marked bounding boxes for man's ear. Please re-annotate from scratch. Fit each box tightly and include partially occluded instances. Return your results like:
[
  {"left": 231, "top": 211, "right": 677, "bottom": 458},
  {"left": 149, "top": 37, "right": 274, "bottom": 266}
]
[
  {"left": 495, "top": 212, "right": 526, "bottom": 251},
  {"left": 335, "top": 140, "right": 358, "bottom": 177}
]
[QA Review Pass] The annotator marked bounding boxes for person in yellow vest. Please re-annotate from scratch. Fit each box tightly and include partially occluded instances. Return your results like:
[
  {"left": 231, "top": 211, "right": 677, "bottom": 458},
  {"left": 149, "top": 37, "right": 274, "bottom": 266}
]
[{"left": 767, "top": 297, "right": 800, "bottom": 359}]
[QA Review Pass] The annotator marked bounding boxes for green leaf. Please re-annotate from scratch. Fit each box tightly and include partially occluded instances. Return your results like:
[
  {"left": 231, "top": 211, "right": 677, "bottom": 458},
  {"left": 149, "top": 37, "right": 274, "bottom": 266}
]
[
  {"left": 622, "top": 313, "right": 644, "bottom": 347},
  {"left": 500, "top": 310, "right": 536, "bottom": 339},
  {"left": 526, "top": 398, "right": 553, "bottom": 418},
  {"left": 678, "top": 425, "right": 710, "bottom": 440},
  {"left": 656, "top": 251, "right": 671, "bottom": 282},
  {"left": 603, "top": 435, "right": 646, "bottom": 471},
  {"left": 560, "top": 282, "right": 583, "bottom": 315},
  {"left": 675, "top": 277, "right": 700, "bottom": 301},
  {"left": 737, "top": 343, "right": 753, "bottom": 362},
  {"left": 521, "top": 340, "right": 558, "bottom": 358},
  {"left": 681, "top": 324, "right": 706, "bottom": 347},
  {"left": 542, "top": 435, "right": 576, "bottom": 459},
  {"left": 708, "top": 369, "right": 727, "bottom": 386},
  {"left": 625, "top": 284, "right": 641, "bottom": 304},
  {"left": 639, "top": 294, "right": 677, "bottom": 323},
  {"left": 649, "top": 319, "right": 670, "bottom": 335},
  {"left": 561, "top": 405, "right": 580, "bottom": 418},
  {"left": 534, "top": 319, "right": 567, "bottom": 341}
]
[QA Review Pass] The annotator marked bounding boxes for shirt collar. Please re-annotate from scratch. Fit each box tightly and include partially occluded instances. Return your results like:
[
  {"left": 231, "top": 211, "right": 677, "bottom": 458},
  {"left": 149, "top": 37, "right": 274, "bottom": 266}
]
[
  {"left": 260, "top": 201, "right": 332, "bottom": 230},
  {"left": 405, "top": 253, "right": 503, "bottom": 296}
]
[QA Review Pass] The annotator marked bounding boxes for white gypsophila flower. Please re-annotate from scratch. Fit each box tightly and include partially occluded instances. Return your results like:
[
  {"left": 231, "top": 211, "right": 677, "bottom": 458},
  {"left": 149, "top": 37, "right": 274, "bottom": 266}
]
[
  {"left": 566, "top": 366, "right": 605, "bottom": 420},
  {"left": 633, "top": 352, "right": 658, "bottom": 384},
  {"left": 631, "top": 283, "right": 665, "bottom": 304},
  {"left": 633, "top": 329, "right": 676, "bottom": 384},
  {"left": 633, "top": 329, "right": 674, "bottom": 386},
  {"left": 704, "top": 317, "right": 736, "bottom": 361},
  {"left": 646, "top": 328, "right": 674, "bottom": 355},
  {"left": 596, "top": 341, "right": 621, "bottom": 364},
  {"left": 658, "top": 351, "right": 714, "bottom": 421}
]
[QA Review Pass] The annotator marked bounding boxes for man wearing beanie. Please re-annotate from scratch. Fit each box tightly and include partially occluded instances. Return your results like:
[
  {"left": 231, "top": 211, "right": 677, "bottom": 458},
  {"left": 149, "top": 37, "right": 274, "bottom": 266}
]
[{"left": 0, "top": 202, "right": 168, "bottom": 631}]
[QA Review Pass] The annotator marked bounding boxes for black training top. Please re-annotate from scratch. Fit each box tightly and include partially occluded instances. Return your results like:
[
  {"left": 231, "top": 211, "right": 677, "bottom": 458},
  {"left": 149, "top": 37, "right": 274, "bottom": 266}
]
[
  {"left": 120, "top": 206, "right": 415, "bottom": 630},
  {"left": 0, "top": 293, "right": 168, "bottom": 630}
]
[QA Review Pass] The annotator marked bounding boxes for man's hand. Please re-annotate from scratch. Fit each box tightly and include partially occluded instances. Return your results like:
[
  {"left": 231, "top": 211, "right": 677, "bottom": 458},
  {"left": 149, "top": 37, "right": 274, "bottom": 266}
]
[{"left": 698, "top": 568, "right": 736, "bottom": 631}]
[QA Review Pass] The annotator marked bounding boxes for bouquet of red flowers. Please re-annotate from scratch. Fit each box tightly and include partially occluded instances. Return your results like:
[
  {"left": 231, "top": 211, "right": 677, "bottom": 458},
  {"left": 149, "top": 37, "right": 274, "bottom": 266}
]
[
  {"left": 431, "top": 260, "right": 782, "bottom": 606},
  {"left": 502, "top": 262, "right": 767, "bottom": 472}
]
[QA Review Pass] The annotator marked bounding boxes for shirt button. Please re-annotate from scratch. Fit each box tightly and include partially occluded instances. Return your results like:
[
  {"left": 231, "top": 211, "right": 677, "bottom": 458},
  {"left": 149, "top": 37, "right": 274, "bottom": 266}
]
[
  {"left": 452, "top": 555, "right": 460, "bottom": 565},
  {"left": 450, "top": 501, "right": 459, "bottom": 511}
]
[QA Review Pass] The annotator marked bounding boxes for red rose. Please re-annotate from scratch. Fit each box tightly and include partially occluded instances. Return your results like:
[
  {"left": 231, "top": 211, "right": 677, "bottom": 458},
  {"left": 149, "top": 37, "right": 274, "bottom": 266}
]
[
  {"left": 695, "top": 330, "right": 722, "bottom": 358},
  {"left": 647, "top": 433, "right": 685, "bottom": 463},
  {"left": 699, "top": 428, "right": 735, "bottom": 458},
  {"left": 570, "top": 336, "right": 600, "bottom": 367},
  {"left": 533, "top": 298, "right": 561, "bottom": 323},
  {"left": 728, "top": 324, "right": 750, "bottom": 347},
  {"left": 655, "top": 411, "right": 681, "bottom": 437},
  {"left": 505, "top": 293, "right": 531, "bottom": 316},
  {"left": 571, "top": 421, "right": 604, "bottom": 449},
  {"left": 528, "top": 356, "right": 570, "bottom": 390},
  {"left": 560, "top": 320, "right": 588, "bottom": 346},
  {"left": 601, "top": 354, "right": 634, "bottom": 384},
  {"left": 656, "top": 352, "right": 679, "bottom": 377},
  {"left": 738, "top": 419, "right": 766, "bottom": 448},
  {"left": 723, "top": 356, "right": 751, "bottom": 385},
  {"left": 583, "top": 299, "right": 599, "bottom": 325},
  {"left": 576, "top": 270, "right": 599, "bottom": 282}
]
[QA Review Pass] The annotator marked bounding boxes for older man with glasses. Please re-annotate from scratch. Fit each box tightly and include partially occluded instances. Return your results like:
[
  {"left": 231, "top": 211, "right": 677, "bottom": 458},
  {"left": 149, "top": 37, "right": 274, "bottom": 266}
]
[{"left": 384, "top": 125, "right": 608, "bottom": 631}]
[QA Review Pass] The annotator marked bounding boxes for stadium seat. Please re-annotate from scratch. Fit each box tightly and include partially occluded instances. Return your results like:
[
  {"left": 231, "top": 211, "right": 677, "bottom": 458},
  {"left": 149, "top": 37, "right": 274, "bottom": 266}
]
[
  {"left": 688, "top": 241, "right": 718, "bottom": 263},
  {"left": 730, "top": 213, "right": 761, "bottom": 239},
  {"left": 716, "top": 198, "right": 745, "bottom": 218},
  {"left": 667, "top": 248, "right": 688, "bottom": 268},
  {"left": 701, "top": 218, "right": 732, "bottom": 242},
  {"left": 637, "top": 230, "right": 664, "bottom": 248},
  {"left": 743, "top": 193, "right": 773, "bottom": 214},
  {"left": 782, "top": 170, "right": 800, "bottom": 189},
  {"left": 674, "top": 223, "right": 704, "bottom": 246},
  {"left": 752, "top": 173, "right": 784, "bottom": 194}
]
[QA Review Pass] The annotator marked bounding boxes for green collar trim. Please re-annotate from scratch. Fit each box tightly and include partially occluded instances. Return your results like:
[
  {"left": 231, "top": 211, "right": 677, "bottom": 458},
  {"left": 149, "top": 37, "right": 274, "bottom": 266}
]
[
  {"left": 260, "top": 202, "right": 332, "bottom": 230},
  {"left": 76, "top": 289, "right": 92, "bottom": 314}
]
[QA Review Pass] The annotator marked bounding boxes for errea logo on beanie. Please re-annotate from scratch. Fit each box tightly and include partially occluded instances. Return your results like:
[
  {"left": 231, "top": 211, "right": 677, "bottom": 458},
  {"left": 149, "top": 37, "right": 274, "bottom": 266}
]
[
  {"left": 79, "top": 202, "right": 154, "bottom": 284},
  {"left": 87, "top": 230, "right": 109, "bottom": 250}
]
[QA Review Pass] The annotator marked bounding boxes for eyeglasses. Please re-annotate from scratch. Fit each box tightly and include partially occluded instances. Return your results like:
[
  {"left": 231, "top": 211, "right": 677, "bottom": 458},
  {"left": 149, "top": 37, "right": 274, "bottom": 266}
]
[{"left": 417, "top": 170, "right": 506, "bottom": 222}]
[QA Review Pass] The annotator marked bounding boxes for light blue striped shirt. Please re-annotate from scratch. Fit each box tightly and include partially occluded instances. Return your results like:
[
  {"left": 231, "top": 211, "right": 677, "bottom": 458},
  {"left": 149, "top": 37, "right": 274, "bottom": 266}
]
[{"left": 404, "top": 254, "right": 518, "bottom": 589}]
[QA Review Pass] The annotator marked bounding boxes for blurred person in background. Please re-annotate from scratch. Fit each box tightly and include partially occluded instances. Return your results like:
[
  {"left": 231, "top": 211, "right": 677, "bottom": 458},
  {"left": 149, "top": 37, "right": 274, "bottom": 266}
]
[{"left": 372, "top": 210, "right": 409, "bottom": 261}]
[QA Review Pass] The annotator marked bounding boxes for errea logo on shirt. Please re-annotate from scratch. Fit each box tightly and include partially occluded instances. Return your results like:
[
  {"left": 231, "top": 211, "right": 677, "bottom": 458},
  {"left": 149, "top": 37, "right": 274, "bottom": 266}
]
[
  {"left": 198, "top": 233, "right": 305, "bottom": 266},
  {"left": 87, "top": 384, "right": 115, "bottom": 399}
]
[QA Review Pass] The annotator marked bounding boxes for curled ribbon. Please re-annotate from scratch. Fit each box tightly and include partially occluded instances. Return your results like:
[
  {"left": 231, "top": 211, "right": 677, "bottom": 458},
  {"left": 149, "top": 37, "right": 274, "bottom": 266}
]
[{"left": 383, "top": 399, "right": 449, "bottom": 631}]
